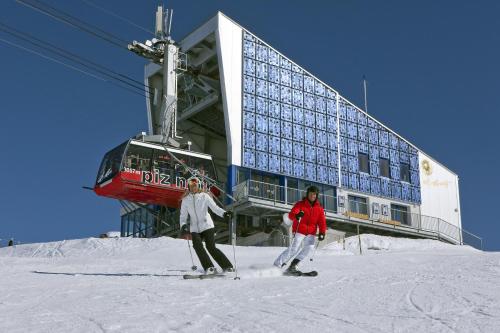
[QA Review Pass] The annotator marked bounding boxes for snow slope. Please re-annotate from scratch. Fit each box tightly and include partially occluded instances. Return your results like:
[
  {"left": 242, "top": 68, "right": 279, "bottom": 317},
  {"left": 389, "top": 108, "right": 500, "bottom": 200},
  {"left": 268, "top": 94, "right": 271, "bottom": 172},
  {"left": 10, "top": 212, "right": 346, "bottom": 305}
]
[{"left": 0, "top": 234, "right": 499, "bottom": 333}]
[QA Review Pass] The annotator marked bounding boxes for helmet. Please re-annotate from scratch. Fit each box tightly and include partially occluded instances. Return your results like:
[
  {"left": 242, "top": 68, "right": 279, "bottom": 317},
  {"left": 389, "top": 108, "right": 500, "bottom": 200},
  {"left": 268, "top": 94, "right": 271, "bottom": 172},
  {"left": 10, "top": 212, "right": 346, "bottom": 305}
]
[{"left": 306, "top": 185, "right": 319, "bottom": 195}]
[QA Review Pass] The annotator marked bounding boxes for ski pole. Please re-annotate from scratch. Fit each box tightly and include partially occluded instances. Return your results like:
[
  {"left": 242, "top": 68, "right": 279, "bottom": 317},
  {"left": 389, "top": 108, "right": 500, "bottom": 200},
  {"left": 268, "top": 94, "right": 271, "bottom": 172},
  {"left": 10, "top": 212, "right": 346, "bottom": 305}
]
[
  {"left": 184, "top": 225, "right": 197, "bottom": 271},
  {"left": 186, "top": 239, "right": 197, "bottom": 271},
  {"left": 230, "top": 214, "right": 240, "bottom": 280},
  {"left": 309, "top": 239, "right": 320, "bottom": 262}
]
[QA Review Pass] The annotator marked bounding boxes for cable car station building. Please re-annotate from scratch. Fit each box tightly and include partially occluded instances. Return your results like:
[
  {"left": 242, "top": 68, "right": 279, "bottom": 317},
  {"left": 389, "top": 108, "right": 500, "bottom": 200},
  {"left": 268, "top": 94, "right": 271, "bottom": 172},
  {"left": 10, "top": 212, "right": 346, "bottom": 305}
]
[{"left": 116, "top": 12, "right": 473, "bottom": 247}]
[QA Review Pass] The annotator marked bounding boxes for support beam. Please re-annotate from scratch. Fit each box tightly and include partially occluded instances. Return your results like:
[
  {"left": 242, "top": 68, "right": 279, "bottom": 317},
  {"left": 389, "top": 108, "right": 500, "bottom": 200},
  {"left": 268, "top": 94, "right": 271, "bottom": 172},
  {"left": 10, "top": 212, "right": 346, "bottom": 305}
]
[
  {"left": 191, "top": 47, "right": 217, "bottom": 67},
  {"left": 178, "top": 93, "right": 219, "bottom": 122}
]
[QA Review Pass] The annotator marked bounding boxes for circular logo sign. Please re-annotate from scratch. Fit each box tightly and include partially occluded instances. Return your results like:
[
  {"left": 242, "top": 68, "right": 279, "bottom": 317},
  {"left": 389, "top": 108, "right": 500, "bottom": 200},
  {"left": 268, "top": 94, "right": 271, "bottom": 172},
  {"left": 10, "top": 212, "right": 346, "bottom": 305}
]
[{"left": 421, "top": 159, "right": 433, "bottom": 176}]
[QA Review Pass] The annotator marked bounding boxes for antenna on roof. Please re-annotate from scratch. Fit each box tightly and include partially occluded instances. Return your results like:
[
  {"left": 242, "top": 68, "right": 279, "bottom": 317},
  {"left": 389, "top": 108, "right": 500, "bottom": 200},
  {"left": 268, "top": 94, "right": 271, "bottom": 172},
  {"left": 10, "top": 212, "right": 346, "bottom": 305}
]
[
  {"left": 155, "top": 5, "right": 173, "bottom": 40},
  {"left": 155, "top": 5, "right": 164, "bottom": 38},
  {"left": 363, "top": 75, "right": 368, "bottom": 114},
  {"left": 165, "top": 8, "right": 173, "bottom": 40}
]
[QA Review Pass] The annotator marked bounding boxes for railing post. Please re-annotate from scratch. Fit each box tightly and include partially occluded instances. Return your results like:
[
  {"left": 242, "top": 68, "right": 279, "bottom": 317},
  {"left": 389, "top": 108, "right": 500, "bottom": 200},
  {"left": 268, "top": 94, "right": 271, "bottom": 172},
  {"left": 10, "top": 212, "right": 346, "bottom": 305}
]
[
  {"left": 231, "top": 214, "right": 236, "bottom": 246},
  {"left": 273, "top": 184, "right": 276, "bottom": 206},
  {"left": 284, "top": 181, "right": 288, "bottom": 205},
  {"left": 357, "top": 224, "right": 362, "bottom": 255}
]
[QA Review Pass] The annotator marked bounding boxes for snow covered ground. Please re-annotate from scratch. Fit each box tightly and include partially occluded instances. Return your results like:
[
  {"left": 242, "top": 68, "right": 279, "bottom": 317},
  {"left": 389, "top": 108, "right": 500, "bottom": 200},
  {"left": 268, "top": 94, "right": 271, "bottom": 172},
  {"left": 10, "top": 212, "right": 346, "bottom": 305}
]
[{"left": 0, "top": 234, "right": 499, "bottom": 333}]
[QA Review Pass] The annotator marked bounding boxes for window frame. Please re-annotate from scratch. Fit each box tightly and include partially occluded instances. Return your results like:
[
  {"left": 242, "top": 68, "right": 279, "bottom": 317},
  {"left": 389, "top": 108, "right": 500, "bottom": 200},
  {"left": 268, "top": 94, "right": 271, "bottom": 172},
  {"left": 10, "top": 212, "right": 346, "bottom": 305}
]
[
  {"left": 379, "top": 158, "right": 390, "bottom": 178},
  {"left": 348, "top": 195, "right": 368, "bottom": 215},
  {"left": 358, "top": 152, "right": 370, "bottom": 174},
  {"left": 390, "top": 203, "right": 410, "bottom": 225},
  {"left": 400, "top": 162, "right": 410, "bottom": 183}
]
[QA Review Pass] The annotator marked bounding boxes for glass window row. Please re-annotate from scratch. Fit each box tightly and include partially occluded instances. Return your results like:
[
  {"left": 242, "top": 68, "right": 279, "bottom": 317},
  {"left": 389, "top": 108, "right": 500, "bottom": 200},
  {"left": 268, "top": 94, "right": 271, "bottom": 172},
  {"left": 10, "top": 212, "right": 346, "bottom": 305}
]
[{"left": 346, "top": 194, "right": 413, "bottom": 226}]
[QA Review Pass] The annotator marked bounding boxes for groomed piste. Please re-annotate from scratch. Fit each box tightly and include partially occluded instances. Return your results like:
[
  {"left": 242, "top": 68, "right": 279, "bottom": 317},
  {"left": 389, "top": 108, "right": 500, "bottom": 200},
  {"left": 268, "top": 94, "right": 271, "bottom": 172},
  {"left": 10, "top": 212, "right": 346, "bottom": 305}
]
[{"left": 1, "top": 235, "right": 498, "bottom": 332}]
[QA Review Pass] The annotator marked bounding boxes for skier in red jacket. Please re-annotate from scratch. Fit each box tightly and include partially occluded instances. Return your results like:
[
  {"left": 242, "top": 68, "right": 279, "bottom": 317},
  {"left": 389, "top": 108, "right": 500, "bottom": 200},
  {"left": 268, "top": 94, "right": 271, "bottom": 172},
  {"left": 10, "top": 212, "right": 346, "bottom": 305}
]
[{"left": 274, "top": 185, "right": 327, "bottom": 275}]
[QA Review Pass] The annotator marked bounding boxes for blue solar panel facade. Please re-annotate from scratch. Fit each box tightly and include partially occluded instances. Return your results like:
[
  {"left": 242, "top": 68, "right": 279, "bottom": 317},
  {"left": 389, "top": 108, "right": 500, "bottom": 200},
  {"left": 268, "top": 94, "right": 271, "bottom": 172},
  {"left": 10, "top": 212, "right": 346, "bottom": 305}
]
[{"left": 241, "top": 31, "right": 421, "bottom": 204}]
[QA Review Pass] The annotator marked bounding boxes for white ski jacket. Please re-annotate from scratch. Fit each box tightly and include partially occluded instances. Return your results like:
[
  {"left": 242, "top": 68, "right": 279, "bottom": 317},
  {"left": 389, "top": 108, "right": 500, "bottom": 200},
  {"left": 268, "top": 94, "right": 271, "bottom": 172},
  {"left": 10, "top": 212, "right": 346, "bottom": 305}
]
[{"left": 179, "top": 192, "right": 226, "bottom": 233}]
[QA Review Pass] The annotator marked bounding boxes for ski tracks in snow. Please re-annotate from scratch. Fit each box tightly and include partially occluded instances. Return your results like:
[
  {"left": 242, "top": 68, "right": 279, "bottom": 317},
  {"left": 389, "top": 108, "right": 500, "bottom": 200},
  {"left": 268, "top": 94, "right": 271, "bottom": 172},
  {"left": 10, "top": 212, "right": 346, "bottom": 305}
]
[
  {"left": 406, "top": 283, "right": 458, "bottom": 332},
  {"left": 48, "top": 239, "right": 66, "bottom": 258},
  {"left": 405, "top": 279, "right": 496, "bottom": 333}
]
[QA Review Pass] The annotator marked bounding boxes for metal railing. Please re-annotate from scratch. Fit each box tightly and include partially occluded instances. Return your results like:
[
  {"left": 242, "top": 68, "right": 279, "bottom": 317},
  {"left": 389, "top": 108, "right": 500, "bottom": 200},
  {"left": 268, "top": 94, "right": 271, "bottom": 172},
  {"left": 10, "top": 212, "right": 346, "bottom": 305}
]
[
  {"left": 233, "top": 180, "right": 339, "bottom": 212},
  {"left": 233, "top": 180, "right": 483, "bottom": 250}
]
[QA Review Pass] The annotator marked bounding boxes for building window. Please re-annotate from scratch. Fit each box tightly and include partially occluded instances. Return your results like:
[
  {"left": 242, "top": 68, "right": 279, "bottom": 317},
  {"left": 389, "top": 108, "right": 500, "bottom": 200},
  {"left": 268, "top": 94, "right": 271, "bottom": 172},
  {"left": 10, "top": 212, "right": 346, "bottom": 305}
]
[
  {"left": 237, "top": 168, "right": 250, "bottom": 184},
  {"left": 391, "top": 204, "right": 410, "bottom": 225},
  {"left": 379, "top": 158, "right": 390, "bottom": 178},
  {"left": 322, "top": 185, "right": 337, "bottom": 213},
  {"left": 348, "top": 195, "right": 368, "bottom": 215},
  {"left": 286, "top": 177, "right": 300, "bottom": 203},
  {"left": 247, "top": 170, "right": 280, "bottom": 200},
  {"left": 121, "top": 215, "right": 128, "bottom": 237},
  {"left": 400, "top": 163, "right": 410, "bottom": 183},
  {"left": 121, "top": 206, "right": 159, "bottom": 238},
  {"left": 358, "top": 153, "right": 369, "bottom": 174}
]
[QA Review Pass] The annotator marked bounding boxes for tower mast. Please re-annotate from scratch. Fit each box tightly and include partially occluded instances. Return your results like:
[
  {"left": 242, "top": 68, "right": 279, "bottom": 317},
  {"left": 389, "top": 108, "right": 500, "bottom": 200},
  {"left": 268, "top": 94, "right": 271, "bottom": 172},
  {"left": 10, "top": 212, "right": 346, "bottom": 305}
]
[{"left": 128, "top": 5, "right": 181, "bottom": 146}]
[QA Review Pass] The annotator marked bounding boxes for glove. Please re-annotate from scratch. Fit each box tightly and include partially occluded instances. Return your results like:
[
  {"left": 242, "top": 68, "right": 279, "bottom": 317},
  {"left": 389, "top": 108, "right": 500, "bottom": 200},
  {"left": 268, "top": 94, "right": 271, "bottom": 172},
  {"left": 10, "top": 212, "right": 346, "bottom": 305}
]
[
  {"left": 223, "top": 211, "right": 233, "bottom": 220},
  {"left": 181, "top": 224, "right": 189, "bottom": 234},
  {"left": 318, "top": 233, "right": 325, "bottom": 241},
  {"left": 295, "top": 211, "right": 305, "bottom": 219}
]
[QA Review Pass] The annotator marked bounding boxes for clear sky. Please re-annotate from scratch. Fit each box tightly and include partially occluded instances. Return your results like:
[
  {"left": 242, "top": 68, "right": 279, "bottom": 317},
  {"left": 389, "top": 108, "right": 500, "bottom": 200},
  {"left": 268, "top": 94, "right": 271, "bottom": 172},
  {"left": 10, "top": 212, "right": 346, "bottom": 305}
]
[{"left": 1, "top": 1, "right": 498, "bottom": 250}]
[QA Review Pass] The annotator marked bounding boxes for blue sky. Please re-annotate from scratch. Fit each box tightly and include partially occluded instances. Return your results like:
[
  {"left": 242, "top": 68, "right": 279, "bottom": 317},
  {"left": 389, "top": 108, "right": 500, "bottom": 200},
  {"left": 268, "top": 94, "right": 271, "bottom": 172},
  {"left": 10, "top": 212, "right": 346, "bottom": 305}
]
[{"left": 0, "top": 1, "right": 498, "bottom": 250}]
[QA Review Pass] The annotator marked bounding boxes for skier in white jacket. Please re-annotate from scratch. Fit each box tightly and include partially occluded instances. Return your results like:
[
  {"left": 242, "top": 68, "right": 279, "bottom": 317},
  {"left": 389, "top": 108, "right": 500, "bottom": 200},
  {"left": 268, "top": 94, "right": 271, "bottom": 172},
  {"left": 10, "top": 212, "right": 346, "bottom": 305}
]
[{"left": 180, "top": 177, "right": 234, "bottom": 274}]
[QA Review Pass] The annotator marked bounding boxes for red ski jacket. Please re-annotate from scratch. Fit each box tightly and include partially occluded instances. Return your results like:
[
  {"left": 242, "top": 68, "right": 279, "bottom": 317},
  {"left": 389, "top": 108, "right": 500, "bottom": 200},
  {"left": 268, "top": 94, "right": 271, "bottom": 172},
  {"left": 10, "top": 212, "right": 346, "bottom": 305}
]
[{"left": 289, "top": 198, "right": 327, "bottom": 236}]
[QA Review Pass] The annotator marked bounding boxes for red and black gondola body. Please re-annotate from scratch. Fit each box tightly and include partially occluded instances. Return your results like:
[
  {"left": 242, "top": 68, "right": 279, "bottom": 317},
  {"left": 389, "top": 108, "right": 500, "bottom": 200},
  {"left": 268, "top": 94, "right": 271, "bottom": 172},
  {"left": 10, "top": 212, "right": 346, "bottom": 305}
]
[{"left": 94, "top": 140, "right": 218, "bottom": 208}]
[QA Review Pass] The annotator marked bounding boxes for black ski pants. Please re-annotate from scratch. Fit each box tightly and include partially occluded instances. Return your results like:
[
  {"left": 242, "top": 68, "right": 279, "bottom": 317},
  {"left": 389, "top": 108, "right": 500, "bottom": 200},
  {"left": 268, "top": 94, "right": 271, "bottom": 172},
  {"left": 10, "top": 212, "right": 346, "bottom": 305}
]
[{"left": 191, "top": 228, "right": 233, "bottom": 271}]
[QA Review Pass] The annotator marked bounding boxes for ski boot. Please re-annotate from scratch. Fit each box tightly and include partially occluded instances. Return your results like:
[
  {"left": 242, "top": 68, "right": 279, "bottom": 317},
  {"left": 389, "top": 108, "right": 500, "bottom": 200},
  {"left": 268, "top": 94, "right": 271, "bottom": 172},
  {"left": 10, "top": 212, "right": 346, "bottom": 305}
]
[{"left": 284, "top": 259, "right": 302, "bottom": 276}]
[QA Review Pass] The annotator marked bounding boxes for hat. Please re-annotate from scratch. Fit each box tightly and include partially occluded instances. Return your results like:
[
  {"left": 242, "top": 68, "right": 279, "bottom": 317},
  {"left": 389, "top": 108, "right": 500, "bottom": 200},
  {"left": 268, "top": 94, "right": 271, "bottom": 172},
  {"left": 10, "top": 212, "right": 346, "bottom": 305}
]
[{"left": 306, "top": 185, "right": 319, "bottom": 194}]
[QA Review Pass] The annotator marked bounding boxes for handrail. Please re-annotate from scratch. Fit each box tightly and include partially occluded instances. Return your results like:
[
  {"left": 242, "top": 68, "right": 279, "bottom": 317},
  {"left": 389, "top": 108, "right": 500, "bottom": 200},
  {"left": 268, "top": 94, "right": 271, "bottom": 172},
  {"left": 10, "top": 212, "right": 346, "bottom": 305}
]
[{"left": 233, "top": 179, "right": 483, "bottom": 250}]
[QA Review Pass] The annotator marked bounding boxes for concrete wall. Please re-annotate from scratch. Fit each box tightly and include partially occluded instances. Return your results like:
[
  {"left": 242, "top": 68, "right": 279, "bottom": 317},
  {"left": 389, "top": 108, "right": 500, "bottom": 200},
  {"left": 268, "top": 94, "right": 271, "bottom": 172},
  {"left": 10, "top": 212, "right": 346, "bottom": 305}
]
[
  {"left": 215, "top": 13, "right": 243, "bottom": 167},
  {"left": 419, "top": 152, "right": 461, "bottom": 229}
]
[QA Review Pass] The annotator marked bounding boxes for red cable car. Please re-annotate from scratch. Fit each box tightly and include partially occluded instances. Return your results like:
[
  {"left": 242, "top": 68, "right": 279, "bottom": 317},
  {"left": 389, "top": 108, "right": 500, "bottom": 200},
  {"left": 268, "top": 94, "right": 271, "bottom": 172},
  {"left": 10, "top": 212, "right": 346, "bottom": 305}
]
[{"left": 94, "top": 139, "right": 219, "bottom": 208}]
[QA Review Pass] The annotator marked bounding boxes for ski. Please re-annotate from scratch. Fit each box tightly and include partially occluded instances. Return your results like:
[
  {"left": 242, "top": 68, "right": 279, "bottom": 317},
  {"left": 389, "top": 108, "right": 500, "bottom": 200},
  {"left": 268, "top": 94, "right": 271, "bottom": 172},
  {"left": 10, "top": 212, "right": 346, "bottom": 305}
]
[
  {"left": 283, "top": 270, "right": 318, "bottom": 277},
  {"left": 183, "top": 273, "right": 227, "bottom": 280},
  {"left": 32, "top": 271, "right": 184, "bottom": 277}
]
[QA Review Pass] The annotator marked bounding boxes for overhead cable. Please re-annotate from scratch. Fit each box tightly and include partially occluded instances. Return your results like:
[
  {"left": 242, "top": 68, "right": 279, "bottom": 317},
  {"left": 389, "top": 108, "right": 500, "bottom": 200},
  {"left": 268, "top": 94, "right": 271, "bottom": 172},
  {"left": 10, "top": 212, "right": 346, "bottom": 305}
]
[
  {"left": 16, "top": 0, "right": 129, "bottom": 49},
  {"left": 0, "top": 22, "right": 151, "bottom": 95},
  {"left": 80, "top": 0, "right": 154, "bottom": 35},
  {"left": 0, "top": 36, "right": 149, "bottom": 98}
]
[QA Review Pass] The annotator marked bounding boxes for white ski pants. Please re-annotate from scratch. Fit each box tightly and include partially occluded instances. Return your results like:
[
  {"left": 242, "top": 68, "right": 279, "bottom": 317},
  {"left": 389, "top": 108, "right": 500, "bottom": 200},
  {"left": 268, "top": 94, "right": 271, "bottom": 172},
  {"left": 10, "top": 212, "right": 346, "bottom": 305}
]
[{"left": 274, "top": 233, "right": 316, "bottom": 267}]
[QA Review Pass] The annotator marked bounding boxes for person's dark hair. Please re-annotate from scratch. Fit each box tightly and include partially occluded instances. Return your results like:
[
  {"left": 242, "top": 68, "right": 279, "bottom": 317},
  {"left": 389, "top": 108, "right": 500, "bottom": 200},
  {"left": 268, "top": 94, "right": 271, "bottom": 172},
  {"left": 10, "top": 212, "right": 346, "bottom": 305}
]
[
  {"left": 306, "top": 185, "right": 319, "bottom": 195},
  {"left": 302, "top": 185, "right": 320, "bottom": 201}
]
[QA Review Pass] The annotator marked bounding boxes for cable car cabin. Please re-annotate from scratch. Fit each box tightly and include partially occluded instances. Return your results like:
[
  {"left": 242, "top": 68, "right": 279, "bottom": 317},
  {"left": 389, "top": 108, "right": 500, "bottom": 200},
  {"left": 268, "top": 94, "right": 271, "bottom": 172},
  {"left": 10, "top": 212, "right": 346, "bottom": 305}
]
[{"left": 94, "top": 139, "right": 219, "bottom": 208}]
